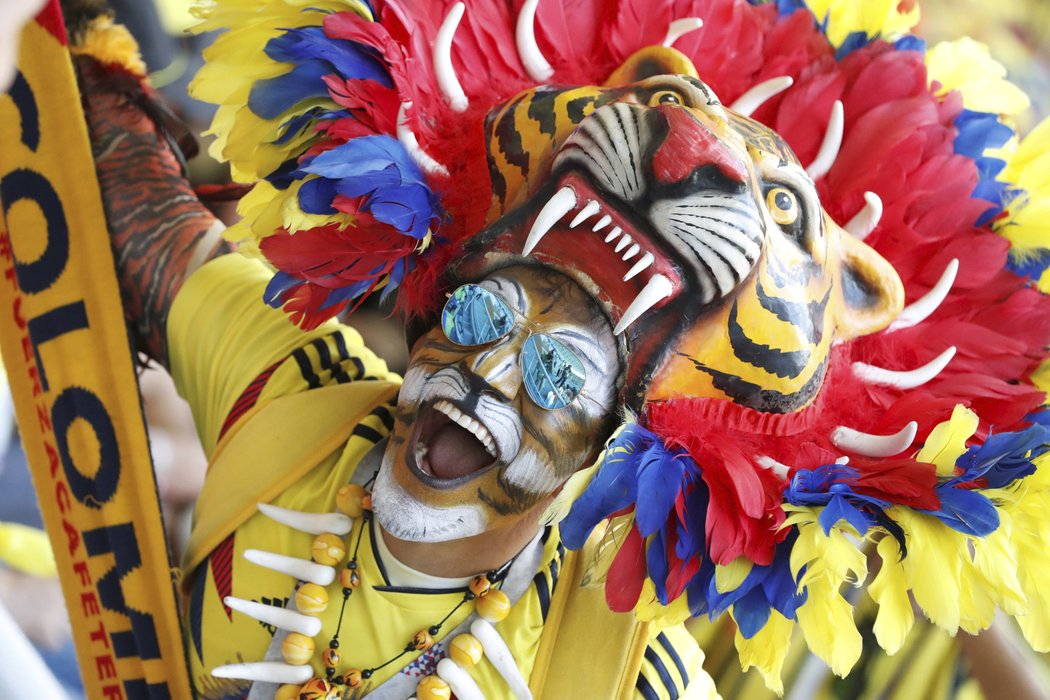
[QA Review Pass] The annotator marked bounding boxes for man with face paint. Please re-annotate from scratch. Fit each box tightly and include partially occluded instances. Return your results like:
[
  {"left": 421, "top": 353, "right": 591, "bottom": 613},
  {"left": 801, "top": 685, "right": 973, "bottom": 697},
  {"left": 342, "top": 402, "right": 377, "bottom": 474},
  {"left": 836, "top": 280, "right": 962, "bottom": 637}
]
[{"left": 66, "top": 6, "right": 712, "bottom": 697}]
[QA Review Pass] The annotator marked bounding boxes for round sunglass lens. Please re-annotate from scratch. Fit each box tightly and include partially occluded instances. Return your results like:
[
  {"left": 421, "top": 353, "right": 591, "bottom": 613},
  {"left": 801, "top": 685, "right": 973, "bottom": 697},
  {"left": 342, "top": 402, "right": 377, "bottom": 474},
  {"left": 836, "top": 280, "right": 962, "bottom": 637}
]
[
  {"left": 442, "top": 285, "right": 514, "bottom": 346},
  {"left": 521, "top": 335, "right": 586, "bottom": 409}
]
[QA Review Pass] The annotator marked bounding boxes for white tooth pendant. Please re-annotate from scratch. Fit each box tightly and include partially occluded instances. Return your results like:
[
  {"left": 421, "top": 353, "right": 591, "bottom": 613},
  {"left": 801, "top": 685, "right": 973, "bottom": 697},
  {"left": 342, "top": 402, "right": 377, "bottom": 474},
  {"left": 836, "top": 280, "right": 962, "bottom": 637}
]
[
  {"left": 434, "top": 3, "right": 469, "bottom": 112},
  {"left": 224, "top": 596, "right": 322, "bottom": 636},
  {"left": 888, "top": 259, "right": 959, "bottom": 332},
  {"left": 211, "top": 662, "right": 313, "bottom": 685},
  {"left": 614, "top": 273, "right": 674, "bottom": 335},
  {"left": 730, "top": 76, "right": 793, "bottom": 117},
  {"left": 523, "top": 186, "right": 576, "bottom": 255},
  {"left": 844, "top": 191, "right": 883, "bottom": 239},
  {"left": 806, "top": 100, "right": 844, "bottom": 180},
  {"left": 831, "top": 422, "right": 918, "bottom": 458},
  {"left": 243, "top": 549, "right": 336, "bottom": 586},
  {"left": 570, "top": 200, "right": 601, "bottom": 227},
  {"left": 516, "top": 0, "right": 554, "bottom": 82},
  {"left": 257, "top": 503, "right": 353, "bottom": 536},
  {"left": 662, "top": 18, "right": 703, "bottom": 47},
  {"left": 853, "top": 347, "right": 957, "bottom": 389}
]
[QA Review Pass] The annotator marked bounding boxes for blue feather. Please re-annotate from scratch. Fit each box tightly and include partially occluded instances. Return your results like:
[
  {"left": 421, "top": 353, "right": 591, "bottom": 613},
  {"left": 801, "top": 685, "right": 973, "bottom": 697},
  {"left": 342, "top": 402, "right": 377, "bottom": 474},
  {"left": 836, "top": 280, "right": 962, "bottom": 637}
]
[
  {"left": 298, "top": 177, "right": 338, "bottom": 214},
  {"left": 926, "top": 487, "right": 1000, "bottom": 536},
  {"left": 647, "top": 528, "right": 670, "bottom": 604},
  {"left": 956, "top": 424, "right": 1047, "bottom": 487},
  {"left": 248, "top": 61, "right": 332, "bottom": 120},
  {"left": 264, "top": 27, "right": 391, "bottom": 87},
  {"left": 634, "top": 444, "right": 688, "bottom": 537},
  {"left": 733, "top": 586, "right": 772, "bottom": 639}
]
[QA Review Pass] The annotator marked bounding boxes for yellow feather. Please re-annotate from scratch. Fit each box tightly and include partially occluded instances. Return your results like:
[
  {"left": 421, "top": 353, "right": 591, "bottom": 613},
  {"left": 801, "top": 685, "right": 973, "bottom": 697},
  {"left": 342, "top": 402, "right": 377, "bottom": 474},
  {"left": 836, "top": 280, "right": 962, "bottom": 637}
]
[
  {"left": 998, "top": 117, "right": 1050, "bottom": 256},
  {"left": 803, "top": 0, "right": 919, "bottom": 46},
  {"left": 894, "top": 508, "right": 966, "bottom": 632},
  {"left": 733, "top": 609, "right": 793, "bottom": 696},
  {"left": 867, "top": 535, "right": 914, "bottom": 654},
  {"left": 715, "top": 557, "right": 753, "bottom": 594},
  {"left": 540, "top": 461, "right": 599, "bottom": 526},
  {"left": 1004, "top": 453, "right": 1050, "bottom": 650},
  {"left": 635, "top": 579, "right": 691, "bottom": 628},
  {"left": 926, "top": 39, "right": 1030, "bottom": 116},
  {"left": 916, "top": 404, "right": 979, "bottom": 475}
]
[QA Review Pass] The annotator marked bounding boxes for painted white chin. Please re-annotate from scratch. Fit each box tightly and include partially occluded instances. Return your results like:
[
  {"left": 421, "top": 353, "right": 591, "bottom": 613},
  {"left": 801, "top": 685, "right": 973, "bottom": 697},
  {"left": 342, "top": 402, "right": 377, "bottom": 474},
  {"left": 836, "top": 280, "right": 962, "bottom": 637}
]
[{"left": 371, "top": 452, "right": 487, "bottom": 543}]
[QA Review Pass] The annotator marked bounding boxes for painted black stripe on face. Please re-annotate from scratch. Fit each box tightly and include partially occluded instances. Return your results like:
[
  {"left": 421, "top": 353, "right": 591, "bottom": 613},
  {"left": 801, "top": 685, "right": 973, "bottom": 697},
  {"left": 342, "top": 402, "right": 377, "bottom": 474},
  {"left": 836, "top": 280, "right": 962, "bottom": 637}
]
[
  {"left": 727, "top": 302, "right": 810, "bottom": 380},
  {"left": 527, "top": 89, "right": 561, "bottom": 140},
  {"left": 566, "top": 94, "right": 598, "bottom": 124},
  {"left": 676, "top": 353, "right": 828, "bottom": 413},
  {"left": 756, "top": 278, "right": 829, "bottom": 346}
]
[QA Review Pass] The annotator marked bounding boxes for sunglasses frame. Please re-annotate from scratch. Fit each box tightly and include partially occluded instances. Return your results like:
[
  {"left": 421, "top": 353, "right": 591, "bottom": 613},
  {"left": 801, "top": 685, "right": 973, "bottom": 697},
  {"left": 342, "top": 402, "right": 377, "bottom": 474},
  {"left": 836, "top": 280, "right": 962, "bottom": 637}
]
[{"left": 441, "top": 284, "right": 591, "bottom": 410}]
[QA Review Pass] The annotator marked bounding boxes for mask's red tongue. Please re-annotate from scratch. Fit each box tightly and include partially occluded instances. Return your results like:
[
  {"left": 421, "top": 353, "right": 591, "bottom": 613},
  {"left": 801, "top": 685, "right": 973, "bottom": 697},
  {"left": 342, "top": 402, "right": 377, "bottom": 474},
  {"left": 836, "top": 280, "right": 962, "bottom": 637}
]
[{"left": 427, "top": 423, "right": 492, "bottom": 479}]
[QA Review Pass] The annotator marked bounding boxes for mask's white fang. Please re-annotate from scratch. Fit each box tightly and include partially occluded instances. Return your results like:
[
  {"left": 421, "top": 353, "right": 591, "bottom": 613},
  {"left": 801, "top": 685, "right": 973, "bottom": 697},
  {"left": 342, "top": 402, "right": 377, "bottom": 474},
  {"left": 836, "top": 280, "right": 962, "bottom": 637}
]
[
  {"left": 397, "top": 102, "right": 449, "bottom": 176},
  {"left": 605, "top": 226, "right": 622, "bottom": 243},
  {"left": 835, "top": 456, "right": 850, "bottom": 464},
  {"left": 243, "top": 549, "right": 336, "bottom": 586},
  {"left": 592, "top": 214, "right": 612, "bottom": 232},
  {"left": 756, "top": 455, "right": 790, "bottom": 479},
  {"left": 853, "top": 346, "right": 957, "bottom": 389},
  {"left": 663, "top": 17, "right": 704, "bottom": 47},
  {"left": 211, "top": 662, "right": 313, "bottom": 685},
  {"left": 516, "top": 0, "right": 554, "bottom": 82},
  {"left": 623, "top": 243, "right": 641, "bottom": 261},
  {"left": 844, "top": 191, "right": 882, "bottom": 239},
  {"left": 614, "top": 273, "right": 673, "bottom": 335},
  {"left": 624, "top": 252, "right": 654, "bottom": 281},
  {"left": 435, "top": 2, "right": 468, "bottom": 112},
  {"left": 614, "top": 233, "right": 634, "bottom": 253},
  {"left": 570, "top": 200, "right": 601, "bottom": 227},
  {"left": 523, "top": 186, "right": 576, "bottom": 255},
  {"left": 806, "top": 100, "right": 844, "bottom": 179},
  {"left": 888, "top": 259, "right": 959, "bottom": 331},
  {"left": 831, "top": 421, "right": 918, "bottom": 458},
  {"left": 730, "top": 76, "right": 793, "bottom": 117},
  {"left": 223, "top": 596, "right": 322, "bottom": 636},
  {"left": 257, "top": 502, "right": 352, "bottom": 535}
]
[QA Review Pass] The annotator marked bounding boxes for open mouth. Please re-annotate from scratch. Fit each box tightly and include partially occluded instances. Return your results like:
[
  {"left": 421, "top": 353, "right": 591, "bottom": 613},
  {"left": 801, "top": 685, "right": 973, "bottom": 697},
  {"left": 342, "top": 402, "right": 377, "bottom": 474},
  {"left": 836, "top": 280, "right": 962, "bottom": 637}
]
[{"left": 409, "top": 399, "right": 500, "bottom": 486}]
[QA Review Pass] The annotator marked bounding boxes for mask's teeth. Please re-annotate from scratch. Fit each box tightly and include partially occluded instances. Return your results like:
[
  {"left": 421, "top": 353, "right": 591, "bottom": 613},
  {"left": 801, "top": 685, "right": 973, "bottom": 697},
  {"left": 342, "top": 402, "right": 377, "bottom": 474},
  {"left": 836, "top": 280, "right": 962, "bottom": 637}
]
[
  {"left": 623, "top": 252, "right": 654, "bottom": 281},
  {"left": 592, "top": 214, "right": 612, "bottom": 232},
  {"left": 523, "top": 186, "right": 577, "bottom": 255},
  {"left": 570, "top": 200, "right": 601, "bottom": 228},
  {"left": 614, "top": 273, "right": 673, "bottom": 335},
  {"left": 622, "top": 243, "right": 640, "bottom": 261},
  {"left": 614, "top": 233, "right": 633, "bottom": 253},
  {"left": 604, "top": 226, "right": 622, "bottom": 243}
]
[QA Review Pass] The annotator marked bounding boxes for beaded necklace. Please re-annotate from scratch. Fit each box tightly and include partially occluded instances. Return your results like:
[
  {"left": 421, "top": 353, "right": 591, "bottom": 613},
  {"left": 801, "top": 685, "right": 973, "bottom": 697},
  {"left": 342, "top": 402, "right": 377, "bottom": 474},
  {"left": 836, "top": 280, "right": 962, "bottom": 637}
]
[{"left": 275, "top": 482, "right": 514, "bottom": 700}]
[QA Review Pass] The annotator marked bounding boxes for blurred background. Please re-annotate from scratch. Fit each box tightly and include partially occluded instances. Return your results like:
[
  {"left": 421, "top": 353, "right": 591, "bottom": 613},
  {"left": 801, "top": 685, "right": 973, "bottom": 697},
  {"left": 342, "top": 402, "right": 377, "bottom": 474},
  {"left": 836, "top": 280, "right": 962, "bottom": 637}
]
[{"left": 0, "top": 1, "right": 1047, "bottom": 698}]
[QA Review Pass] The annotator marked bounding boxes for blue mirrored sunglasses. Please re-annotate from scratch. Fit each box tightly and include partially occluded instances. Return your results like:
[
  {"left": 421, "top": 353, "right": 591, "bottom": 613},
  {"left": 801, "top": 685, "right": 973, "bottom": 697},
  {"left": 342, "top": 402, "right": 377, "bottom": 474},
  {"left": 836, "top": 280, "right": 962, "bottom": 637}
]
[{"left": 441, "top": 284, "right": 587, "bottom": 410}]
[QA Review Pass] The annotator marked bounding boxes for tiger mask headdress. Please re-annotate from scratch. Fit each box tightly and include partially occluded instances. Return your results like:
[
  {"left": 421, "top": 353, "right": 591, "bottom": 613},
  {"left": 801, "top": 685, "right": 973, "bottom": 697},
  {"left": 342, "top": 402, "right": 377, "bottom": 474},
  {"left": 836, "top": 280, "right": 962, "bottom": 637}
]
[{"left": 457, "top": 46, "right": 904, "bottom": 410}]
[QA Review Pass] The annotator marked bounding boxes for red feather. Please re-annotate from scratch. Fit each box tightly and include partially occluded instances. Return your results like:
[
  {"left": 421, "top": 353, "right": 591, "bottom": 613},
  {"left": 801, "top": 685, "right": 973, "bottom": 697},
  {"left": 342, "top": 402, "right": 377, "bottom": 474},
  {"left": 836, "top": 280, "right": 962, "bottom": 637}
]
[{"left": 606, "top": 523, "right": 647, "bottom": 612}]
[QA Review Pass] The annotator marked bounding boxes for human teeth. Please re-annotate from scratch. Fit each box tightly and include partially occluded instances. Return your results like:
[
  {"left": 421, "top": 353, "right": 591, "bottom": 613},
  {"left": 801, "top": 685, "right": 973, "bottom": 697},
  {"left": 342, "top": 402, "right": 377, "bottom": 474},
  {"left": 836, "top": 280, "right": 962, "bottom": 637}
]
[
  {"left": 622, "top": 243, "right": 640, "bottom": 261},
  {"left": 592, "top": 214, "right": 612, "bottom": 232},
  {"left": 434, "top": 401, "right": 498, "bottom": 460},
  {"left": 605, "top": 226, "right": 622, "bottom": 243},
  {"left": 614, "top": 273, "right": 673, "bottom": 335},
  {"left": 623, "top": 252, "right": 654, "bottom": 281},
  {"left": 570, "top": 200, "right": 601, "bottom": 228},
  {"left": 614, "top": 233, "right": 633, "bottom": 253},
  {"left": 523, "top": 186, "right": 576, "bottom": 255}
]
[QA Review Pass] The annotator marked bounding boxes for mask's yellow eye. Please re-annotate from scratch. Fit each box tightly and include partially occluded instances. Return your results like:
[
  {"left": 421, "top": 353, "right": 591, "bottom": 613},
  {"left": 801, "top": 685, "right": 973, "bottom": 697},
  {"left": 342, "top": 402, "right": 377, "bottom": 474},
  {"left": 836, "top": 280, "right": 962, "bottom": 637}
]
[
  {"left": 766, "top": 187, "right": 799, "bottom": 226},
  {"left": 649, "top": 90, "right": 683, "bottom": 107}
]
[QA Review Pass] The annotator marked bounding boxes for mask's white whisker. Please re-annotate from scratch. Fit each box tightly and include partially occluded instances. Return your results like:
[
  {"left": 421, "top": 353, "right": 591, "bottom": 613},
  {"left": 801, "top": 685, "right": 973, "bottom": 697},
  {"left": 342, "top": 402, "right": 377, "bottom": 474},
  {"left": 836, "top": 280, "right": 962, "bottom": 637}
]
[
  {"left": 730, "top": 76, "right": 793, "bottom": 117},
  {"left": 397, "top": 102, "right": 449, "bottom": 176},
  {"left": 843, "top": 191, "right": 883, "bottom": 239},
  {"left": 755, "top": 455, "right": 790, "bottom": 479},
  {"left": 853, "top": 346, "right": 957, "bottom": 389},
  {"left": 831, "top": 421, "right": 918, "bottom": 458},
  {"left": 516, "top": 0, "right": 554, "bottom": 81},
  {"left": 435, "top": 2, "right": 468, "bottom": 112},
  {"left": 806, "top": 99, "right": 843, "bottom": 179},
  {"left": 887, "top": 259, "right": 959, "bottom": 332},
  {"left": 663, "top": 17, "right": 704, "bottom": 47}
]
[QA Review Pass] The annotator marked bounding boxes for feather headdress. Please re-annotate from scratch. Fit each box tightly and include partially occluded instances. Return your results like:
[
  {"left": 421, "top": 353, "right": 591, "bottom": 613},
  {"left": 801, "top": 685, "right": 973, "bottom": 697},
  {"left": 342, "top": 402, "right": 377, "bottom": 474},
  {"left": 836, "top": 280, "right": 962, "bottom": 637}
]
[{"left": 193, "top": 0, "right": 1050, "bottom": 688}]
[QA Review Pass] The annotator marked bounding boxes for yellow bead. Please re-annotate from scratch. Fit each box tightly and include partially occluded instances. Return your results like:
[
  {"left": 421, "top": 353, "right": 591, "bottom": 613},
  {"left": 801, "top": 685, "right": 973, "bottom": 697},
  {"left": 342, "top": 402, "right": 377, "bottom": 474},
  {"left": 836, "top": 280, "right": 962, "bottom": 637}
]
[
  {"left": 274, "top": 684, "right": 300, "bottom": 700},
  {"left": 322, "top": 647, "right": 340, "bottom": 668},
  {"left": 339, "top": 567, "right": 361, "bottom": 589},
  {"left": 335, "top": 483, "right": 367, "bottom": 518},
  {"left": 469, "top": 575, "right": 491, "bottom": 597},
  {"left": 341, "top": 668, "right": 363, "bottom": 688},
  {"left": 361, "top": 494, "right": 373, "bottom": 511},
  {"left": 295, "top": 583, "right": 329, "bottom": 615},
  {"left": 411, "top": 629, "right": 434, "bottom": 651},
  {"left": 281, "top": 633, "right": 315, "bottom": 665},
  {"left": 416, "top": 675, "right": 452, "bottom": 700},
  {"left": 296, "top": 678, "right": 331, "bottom": 700},
  {"left": 476, "top": 588, "right": 511, "bottom": 622},
  {"left": 311, "top": 533, "right": 346, "bottom": 566},
  {"left": 448, "top": 633, "right": 483, "bottom": 667}
]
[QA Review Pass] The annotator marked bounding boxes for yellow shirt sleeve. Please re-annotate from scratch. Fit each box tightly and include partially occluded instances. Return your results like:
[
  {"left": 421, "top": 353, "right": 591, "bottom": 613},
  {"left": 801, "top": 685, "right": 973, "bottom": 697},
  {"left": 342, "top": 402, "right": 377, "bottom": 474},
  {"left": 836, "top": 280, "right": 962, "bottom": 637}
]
[{"left": 166, "top": 253, "right": 398, "bottom": 455}]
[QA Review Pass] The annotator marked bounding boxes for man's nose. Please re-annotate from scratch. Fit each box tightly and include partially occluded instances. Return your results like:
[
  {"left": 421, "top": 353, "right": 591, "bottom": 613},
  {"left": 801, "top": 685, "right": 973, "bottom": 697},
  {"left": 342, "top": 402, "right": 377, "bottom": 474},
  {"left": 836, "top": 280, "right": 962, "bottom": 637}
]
[{"left": 464, "top": 336, "right": 524, "bottom": 401}]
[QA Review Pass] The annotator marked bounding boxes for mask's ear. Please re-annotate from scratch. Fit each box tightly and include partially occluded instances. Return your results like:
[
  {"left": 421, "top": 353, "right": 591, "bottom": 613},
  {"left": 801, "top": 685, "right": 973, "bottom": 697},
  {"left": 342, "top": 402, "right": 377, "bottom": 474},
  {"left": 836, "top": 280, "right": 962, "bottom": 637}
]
[
  {"left": 832, "top": 221, "right": 905, "bottom": 339},
  {"left": 604, "top": 46, "right": 698, "bottom": 86}
]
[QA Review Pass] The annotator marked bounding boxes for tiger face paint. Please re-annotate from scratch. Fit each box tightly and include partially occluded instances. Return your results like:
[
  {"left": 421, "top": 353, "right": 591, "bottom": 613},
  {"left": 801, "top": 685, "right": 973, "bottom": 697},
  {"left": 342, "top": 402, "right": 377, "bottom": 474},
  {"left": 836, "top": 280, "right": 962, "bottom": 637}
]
[{"left": 372, "top": 266, "right": 620, "bottom": 542}]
